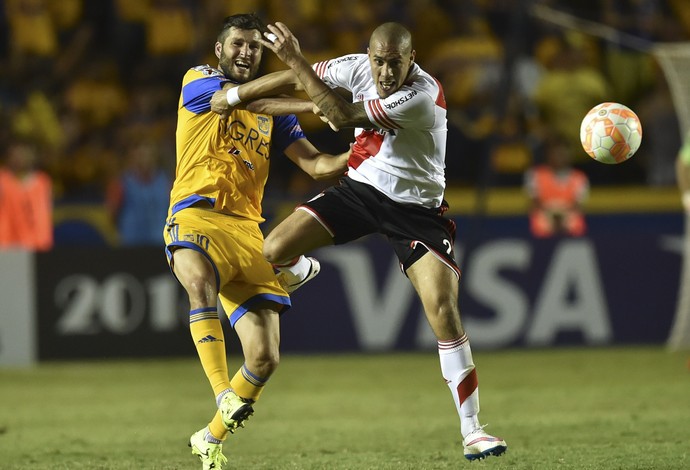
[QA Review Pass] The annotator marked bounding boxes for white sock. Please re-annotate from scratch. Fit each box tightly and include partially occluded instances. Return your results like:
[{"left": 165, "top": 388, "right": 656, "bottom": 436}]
[
  {"left": 438, "top": 334, "right": 481, "bottom": 438},
  {"left": 275, "top": 255, "right": 311, "bottom": 282}
]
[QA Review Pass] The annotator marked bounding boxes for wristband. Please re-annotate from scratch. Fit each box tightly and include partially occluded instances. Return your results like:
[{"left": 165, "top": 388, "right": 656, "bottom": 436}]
[{"left": 226, "top": 87, "right": 241, "bottom": 106}]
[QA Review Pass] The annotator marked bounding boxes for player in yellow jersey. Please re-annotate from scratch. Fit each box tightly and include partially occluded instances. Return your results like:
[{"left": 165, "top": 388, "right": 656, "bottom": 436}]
[{"left": 163, "top": 13, "right": 349, "bottom": 470}]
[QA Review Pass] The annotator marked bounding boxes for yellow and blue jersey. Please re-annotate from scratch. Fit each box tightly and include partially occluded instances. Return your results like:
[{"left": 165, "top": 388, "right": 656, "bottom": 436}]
[
  {"left": 169, "top": 64, "right": 306, "bottom": 223},
  {"left": 164, "top": 65, "right": 305, "bottom": 323}
]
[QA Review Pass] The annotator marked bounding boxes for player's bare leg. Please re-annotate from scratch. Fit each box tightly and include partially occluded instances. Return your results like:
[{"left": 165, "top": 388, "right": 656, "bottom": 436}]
[
  {"left": 232, "top": 306, "right": 281, "bottom": 402},
  {"left": 172, "top": 248, "right": 243, "bottom": 467},
  {"left": 173, "top": 248, "right": 234, "bottom": 409},
  {"left": 407, "top": 252, "right": 507, "bottom": 460},
  {"left": 196, "top": 306, "right": 279, "bottom": 439},
  {"left": 263, "top": 208, "right": 333, "bottom": 292}
]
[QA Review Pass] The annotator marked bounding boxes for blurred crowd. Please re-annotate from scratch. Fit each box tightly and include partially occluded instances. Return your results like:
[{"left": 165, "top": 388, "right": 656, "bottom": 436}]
[{"left": 1, "top": 0, "right": 690, "bottom": 247}]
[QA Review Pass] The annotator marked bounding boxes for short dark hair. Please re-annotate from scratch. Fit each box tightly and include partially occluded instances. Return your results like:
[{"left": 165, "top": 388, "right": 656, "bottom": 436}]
[{"left": 217, "top": 13, "right": 266, "bottom": 43}]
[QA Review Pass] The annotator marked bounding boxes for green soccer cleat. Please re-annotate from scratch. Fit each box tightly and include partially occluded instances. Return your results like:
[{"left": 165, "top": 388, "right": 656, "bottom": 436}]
[
  {"left": 219, "top": 391, "right": 254, "bottom": 433},
  {"left": 189, "top": 429, "right": 228, "bottom": 470},
  {"left": 462, "top": 426, "right": 507, "bottom": 461}
]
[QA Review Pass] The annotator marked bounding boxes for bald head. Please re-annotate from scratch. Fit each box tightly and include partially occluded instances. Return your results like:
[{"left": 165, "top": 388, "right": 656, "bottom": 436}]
[
  {"left": 369, "top": 22, "right": 412, "bottom": 54},
  {"left": 367, "top": 22, "right": 416, "bottom": 98}
]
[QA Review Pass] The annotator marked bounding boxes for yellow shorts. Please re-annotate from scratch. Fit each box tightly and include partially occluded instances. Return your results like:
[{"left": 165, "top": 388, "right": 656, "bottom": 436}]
[{"left": 163, "top": 208, "right": 290, "bottom": 326}]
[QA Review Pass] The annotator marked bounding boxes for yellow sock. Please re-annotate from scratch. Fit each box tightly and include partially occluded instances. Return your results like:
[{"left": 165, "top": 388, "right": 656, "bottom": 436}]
[
  {"left": 208, "top": 411, "right": 228, "bottom": 441},
  {"left": 230, "top": 364, "right": 268, "bottom": 402},
  {"left": 189, "top": 307, "right": 231, "bottom": 396}
]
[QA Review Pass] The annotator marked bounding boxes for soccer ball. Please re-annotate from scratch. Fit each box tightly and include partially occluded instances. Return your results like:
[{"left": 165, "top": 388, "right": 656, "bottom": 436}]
[{"left": 579, "top": 102, "right": 643, "bottom": 164}]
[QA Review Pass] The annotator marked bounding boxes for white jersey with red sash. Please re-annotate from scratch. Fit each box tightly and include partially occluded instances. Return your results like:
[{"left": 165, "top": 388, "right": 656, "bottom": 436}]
[{"left": 313, "top": 54, "right": 448, "bottom": 208}]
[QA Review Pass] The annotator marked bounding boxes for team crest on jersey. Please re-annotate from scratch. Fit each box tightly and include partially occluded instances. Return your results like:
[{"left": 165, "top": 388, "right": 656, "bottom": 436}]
[
  {"left": 257, "top": 116, "right": 270, "bottom": 135},
  {"left": 191, "top": 64, "right": 223, "bottom": 77}
]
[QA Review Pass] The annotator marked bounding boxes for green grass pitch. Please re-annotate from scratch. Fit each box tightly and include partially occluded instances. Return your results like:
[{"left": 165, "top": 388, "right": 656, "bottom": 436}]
[{"left": 0, "top": 346, "right": 688, "bottom": 469}]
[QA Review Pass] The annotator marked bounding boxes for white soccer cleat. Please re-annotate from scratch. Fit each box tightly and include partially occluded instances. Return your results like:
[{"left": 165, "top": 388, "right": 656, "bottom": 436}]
[
  {"left": 462, "top": 426, "right": 507, "bottom": 461},
  {"left": 189, "top": 429, "right": 228, "bottom": 470},
  {"left": 276, "top": 256, "right": 321, "bottom": 293}
]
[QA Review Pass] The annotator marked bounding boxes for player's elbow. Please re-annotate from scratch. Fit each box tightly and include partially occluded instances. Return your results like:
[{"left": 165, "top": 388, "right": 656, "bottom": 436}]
[
  {"left": 310, "top": 157, "right": 347, "bottom": 181},
  {"left": 322, "top": 103, "right": 361, "bottom": 129},
  {"left": 312, "top": 173, "right": 335, "bottom": 182},
  {"left": 327, "top": 110, "right": 355, "bottom": 129},
  {"left": 310, "top": 167, "right": 335, "bottom": 181}
]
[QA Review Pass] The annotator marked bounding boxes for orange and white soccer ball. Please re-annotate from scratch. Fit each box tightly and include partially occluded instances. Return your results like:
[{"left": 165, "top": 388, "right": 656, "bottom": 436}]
[{"left": 579, "top": 102, "right": 642, "bottom": 164}]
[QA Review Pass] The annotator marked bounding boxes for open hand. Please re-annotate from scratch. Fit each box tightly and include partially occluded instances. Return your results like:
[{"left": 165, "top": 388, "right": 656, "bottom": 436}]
[{"left": 260, "top": 22, "right": 303, "bottom": 67}]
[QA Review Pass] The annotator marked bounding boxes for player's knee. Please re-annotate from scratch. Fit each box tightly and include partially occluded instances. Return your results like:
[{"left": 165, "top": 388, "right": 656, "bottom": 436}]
[
  {"left": 425, "top": 302, "right": 462, "bottom": 335},
  {"left": 263, "top": 351, "right": 280, "bottom": 373},
  {"left": 183, "top": 274, "right": 216, "bottom": 306},
  {"left": 248, "top": 348, "right": 280, "bottom": 377},
  {"left": 262, "top": 236, "right": 286, "bottom": 264}
]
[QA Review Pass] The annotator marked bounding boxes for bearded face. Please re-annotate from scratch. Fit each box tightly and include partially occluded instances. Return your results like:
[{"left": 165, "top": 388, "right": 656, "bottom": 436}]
[{"left": 216, "top": 27, "right": 264, "bottom": 83}]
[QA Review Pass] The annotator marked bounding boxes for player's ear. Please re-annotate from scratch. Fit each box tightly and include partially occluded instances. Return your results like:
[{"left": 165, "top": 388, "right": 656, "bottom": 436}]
[
  {"left": 215, "top": 42, "right": 222, "bottom": 60},
  {"left": 410, "top": 49, "right": 416, "bottom": 64}
]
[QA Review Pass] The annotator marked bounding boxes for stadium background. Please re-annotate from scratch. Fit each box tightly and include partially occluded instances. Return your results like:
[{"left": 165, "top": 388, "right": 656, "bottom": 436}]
[
  {"left": 2, "top": 2, "right": 690, "bottom": 469},
  {"left": 0, "top": 0, "right": 688, "bottom": 363}
]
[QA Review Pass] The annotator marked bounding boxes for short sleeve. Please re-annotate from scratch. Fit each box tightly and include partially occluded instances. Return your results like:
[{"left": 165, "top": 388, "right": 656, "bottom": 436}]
[
  {"left": 271, "top": 114, "right": 306, "bottom": 155},
  {"left": 313, "top": 54, "right": 362, "bottom": 91},
  {"left": 363, "top": 86, "right": 435, "bottom": 130},
  {"left": 181, "top": 67, "right": 230, "bottom": 114}
]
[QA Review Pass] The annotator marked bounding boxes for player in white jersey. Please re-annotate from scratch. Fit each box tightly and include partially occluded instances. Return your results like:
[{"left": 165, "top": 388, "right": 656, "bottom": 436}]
[
  {"left": 314, "top": 54, "right": 447, "bottom": 208},
  {"left": 211, "top": 21, "right": 507, "bottom": 461},
  {"left": 313, "top": 53, "right": 448, "bottom": 208}
]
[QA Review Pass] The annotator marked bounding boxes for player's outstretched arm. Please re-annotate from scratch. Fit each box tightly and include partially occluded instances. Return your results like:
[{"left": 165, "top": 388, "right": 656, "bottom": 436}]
[
  {"left": 284, "top": 139, "right": 351, "bottom": 181},
  {"left": 261, "top": 22, "right": 370, "bottom": 129},
  {"left": 210, "top": 84, "right": 314, "bottom": 117},
  {"left": 210, "top": 70, "right": 304, "bottom": 117},
  {"left": 245, "top": 97, "right": 314, "bottom": 115}
]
